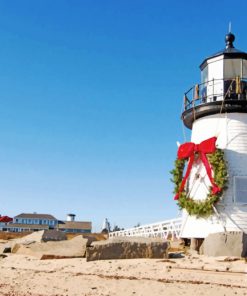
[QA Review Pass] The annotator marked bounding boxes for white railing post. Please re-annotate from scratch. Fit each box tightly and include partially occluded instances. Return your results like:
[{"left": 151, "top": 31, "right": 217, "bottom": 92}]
[{"left": 109, "top": 218, "right": 182, "bottom": 239}]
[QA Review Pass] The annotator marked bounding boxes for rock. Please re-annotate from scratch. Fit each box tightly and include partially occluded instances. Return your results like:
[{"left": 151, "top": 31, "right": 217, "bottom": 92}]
[
  {"left": 14, "top": 235, "right": 88, "bottom": 259},
  {"left": 11, "top": 244, "right": 21, "bottom": 254},
  {"left": 86, "top": 236, "right": 170, "bottom": 262},
  {"left": 42, "top": 230, "right": 67, "bottom": 242},
  {"left": 216, "top": 256, "right": 241, "bottom": 262},
  {"left": 169, "top": 239, "right": 185, "bottom": 251},
  {"left": 82, "top": 235, "right": 97, "bottom": 246},
  {"left": 10, "top": 230, "right": 67, "bottom": 252},
  {"left": 40, "top": 254, "right": 73, "bottom": 260},
  {"left": 10, "top": 231, "right": 45, "bottom": 253},
  {"left": 0, "top": 244, "right": 11, "bottom": 253},
  {"left": 11, "top": 230, "right": 45, "bottom": 247},
  {"left": 200, "top": 231, "right": 247, "bottom": 257}
]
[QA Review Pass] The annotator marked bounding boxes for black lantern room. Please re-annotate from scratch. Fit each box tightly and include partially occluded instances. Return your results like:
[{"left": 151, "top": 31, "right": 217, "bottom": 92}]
[{"left": 182, "top": 33, "right": 247, "bottom": 129}]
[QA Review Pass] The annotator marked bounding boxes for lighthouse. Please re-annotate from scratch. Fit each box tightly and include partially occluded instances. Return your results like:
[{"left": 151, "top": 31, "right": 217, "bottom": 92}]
[{"left": 178, "top": 32, "right": 247, "bottom": 239}]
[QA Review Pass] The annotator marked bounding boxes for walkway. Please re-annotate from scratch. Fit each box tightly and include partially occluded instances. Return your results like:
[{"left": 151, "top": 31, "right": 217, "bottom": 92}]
[{"left": 109, "top": 218, "right": 182, "bottom": 239}]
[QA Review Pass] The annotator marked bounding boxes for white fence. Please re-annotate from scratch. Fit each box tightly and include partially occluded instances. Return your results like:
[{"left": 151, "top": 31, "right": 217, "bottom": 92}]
[{"left": 109, "top": 218, "right": 182, "bottom": 239}]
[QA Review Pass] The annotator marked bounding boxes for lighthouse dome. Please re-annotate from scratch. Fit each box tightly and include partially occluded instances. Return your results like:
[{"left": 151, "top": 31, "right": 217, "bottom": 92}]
[
  {"left": 200, "top": 32, "right": 247, "bottom": 70},
  {"left": 182, "top": 33, "right": 247, "bottom": 129}
]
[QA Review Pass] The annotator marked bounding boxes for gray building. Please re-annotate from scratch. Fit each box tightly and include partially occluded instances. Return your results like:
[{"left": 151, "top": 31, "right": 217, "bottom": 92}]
[{"left": 58, "top": 221, "right": 92, "bottom": 233}]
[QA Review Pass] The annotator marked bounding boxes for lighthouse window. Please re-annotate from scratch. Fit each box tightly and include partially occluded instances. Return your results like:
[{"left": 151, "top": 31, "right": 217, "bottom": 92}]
[
  {"left": 243, "top": 60, "right": 247, "bottom": 78},
  {"left": 234, "top": 176, "right": 247, "bottom": 203},
  {"left": 201, "top": 66, "right": 208, "bottom": 84},
  {"left": 224, "top": 59, "right": 241, "bottom": 79}
]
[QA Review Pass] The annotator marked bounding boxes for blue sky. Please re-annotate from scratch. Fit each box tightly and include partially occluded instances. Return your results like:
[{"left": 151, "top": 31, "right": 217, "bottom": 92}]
[{"left": 0, "top": 0, "right": 247, "bottom": 231}]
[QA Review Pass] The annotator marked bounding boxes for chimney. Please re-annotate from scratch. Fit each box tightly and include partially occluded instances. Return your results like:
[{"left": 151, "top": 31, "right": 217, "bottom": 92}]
[{"left": 67, "top": 213, "right": 76, "bottom": 222}]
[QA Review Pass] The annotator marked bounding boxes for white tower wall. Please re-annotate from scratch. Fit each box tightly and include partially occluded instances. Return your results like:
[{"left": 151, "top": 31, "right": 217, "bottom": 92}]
[{"left": 181, "top": 113, "right": 247, "bottom": 238}]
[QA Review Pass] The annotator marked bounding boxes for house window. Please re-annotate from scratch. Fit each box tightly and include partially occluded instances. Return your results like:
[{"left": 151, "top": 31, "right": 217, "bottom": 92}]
[{"left": 234, "top": 176, "right": 247, "bottom": 203}]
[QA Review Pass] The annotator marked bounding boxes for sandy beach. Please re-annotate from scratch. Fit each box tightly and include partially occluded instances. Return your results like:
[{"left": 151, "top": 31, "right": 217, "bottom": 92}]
[{"left": 0, "top": 253, "right": 246, "bottom": 296}]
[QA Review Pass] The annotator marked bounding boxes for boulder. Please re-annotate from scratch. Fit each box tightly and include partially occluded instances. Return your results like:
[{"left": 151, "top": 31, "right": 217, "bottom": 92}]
[
  {"left": 10, "top": 230, "right": 67, "bottom": 252},
  {"left": 200, "top": 231, "right": 247, "bottom": 257},
  {"left": 42, "top": 230, "right": 67, "bottom": 242},
  {"left": 86, "top": 236, "right": 170, "bottom": 261},
  {"left": 9, "top": 231, "right": 45, "bottom": 253},
  {"left": 14, "top": 235, "right": 88, "bottom": 259},
  {"left": 0, "top": 244, "right": 11, "bottom": 253},
  {"left": 168, "top": 239, "right": 185, "bottom": 251},
  {"left": 12, "top": 230, "right": 45, "bottom": 246}
]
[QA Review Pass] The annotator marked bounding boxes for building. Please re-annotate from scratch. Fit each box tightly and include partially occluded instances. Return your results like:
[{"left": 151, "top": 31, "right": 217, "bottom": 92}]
[
  {"left": 58, "top": 221, "right": 92, "bottom": 233},
  {"left": 57, "top": 214, "right": 92, "bottom": 233},
  {"left": 6, "top": 213, "right": 58, "bottom": 232},
  {"left": 102, "top": 218, "right": 110, "bottom": 233},
  {"left": 0, "top": 216, "right": 13, "bottom": 231},
  {"left": 179, "top": 32, "right": 247, "bottom": 238},
  {"left": 2, "top": 212, "right": 92, "bottom": 233}
]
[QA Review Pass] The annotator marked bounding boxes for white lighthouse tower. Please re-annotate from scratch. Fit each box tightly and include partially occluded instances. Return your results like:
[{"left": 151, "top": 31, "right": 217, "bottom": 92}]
[{"left": 180, "top": 32, "right": 247, "bottom": 239}]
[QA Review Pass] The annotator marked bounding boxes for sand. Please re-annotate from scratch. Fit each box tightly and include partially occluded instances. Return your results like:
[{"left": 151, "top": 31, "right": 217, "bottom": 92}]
[{"left": 0, "top": 253, "right": 246, "bottom": 296}]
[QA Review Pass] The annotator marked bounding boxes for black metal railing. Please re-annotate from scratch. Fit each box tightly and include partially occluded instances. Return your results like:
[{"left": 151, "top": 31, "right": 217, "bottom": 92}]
[{"left": 183, "top": 77, "right": 247, "bottom": 111}]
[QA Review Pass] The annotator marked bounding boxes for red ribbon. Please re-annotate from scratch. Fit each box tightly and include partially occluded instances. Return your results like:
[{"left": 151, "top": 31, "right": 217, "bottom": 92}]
[{"left": 174, "top": 137, "right": 221, "bottom": 200}]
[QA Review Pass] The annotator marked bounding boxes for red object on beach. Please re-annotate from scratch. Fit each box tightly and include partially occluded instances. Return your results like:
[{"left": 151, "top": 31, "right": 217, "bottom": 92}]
[{"left": 0, "top": 216, "right": 13, "bottom": 223}]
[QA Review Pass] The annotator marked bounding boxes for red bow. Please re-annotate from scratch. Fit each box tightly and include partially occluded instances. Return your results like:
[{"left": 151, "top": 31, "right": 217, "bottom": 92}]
[{"left": 174, "top": 137, "right": 221, "bottom": 200}]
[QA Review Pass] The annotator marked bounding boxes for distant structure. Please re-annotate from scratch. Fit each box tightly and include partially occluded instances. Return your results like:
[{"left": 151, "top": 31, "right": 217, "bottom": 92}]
[
  {"left": 8, "top": 213, "right": 57, "bottom": 232},
  {"left": 0, "top": 213, "right": 92, "bottom": 233},
  {"left": 0, "top": 216, "right": 13, "bottom": 231},
  {"left": 58, "top": 214, "right": 92, "bottom": 233},
  {"left": 66, "top": 213, "right": 76, "bottom": 222},
  {"left": 179, "top": 32, "right": 247, "bottom": 238},
  {"left": 102, "top": 218, "right": 110, "bottom": 233}
]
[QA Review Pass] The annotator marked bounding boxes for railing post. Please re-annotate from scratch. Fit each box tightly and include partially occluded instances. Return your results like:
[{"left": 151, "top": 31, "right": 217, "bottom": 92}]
[
  {"left": 183, "top": 94, "right": 187, "bottom": 110},
  {"left": 212, "top": 78, "right": 214, "bottom": 101},
  {"left": 194, "top": 84, "right": 199, "bottom": 100}
]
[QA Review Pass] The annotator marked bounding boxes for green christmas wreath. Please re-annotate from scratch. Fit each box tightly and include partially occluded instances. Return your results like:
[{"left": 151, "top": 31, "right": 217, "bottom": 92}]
[{"left": 170, "top": 149, "right": 228, "bottom": 217}]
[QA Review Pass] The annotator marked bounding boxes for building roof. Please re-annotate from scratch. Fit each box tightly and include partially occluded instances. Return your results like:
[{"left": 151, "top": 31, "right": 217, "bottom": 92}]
[
  {"left": 14, "top": 213, "right": 57, "bottom": 220},
  {"left": 6, "top": 223, "right": 49, "bottom": 230},
  {"left": 58, "top": 221, "right": 92, "bottom": 230},
  {"left": 0, "top": 216, "right": 13, "bottom": 223},
  {"left": 200, "top": 32, "right": 247, "bottom": 70}
]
